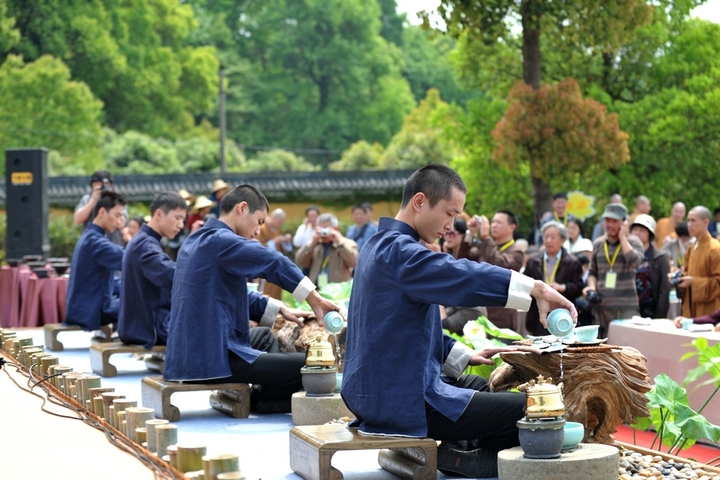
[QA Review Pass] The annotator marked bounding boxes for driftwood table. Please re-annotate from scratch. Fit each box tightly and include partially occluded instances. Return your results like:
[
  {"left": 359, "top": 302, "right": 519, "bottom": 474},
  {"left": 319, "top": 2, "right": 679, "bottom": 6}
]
[{"left": 489, "top": 345, "right": 651, "bottom": 445}]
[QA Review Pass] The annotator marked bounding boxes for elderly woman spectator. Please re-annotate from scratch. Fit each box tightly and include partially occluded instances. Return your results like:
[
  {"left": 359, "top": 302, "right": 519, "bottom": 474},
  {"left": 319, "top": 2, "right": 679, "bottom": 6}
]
[
  {"left": 524, "top": 221, "right": 584, "bottom": 336},
  {"left": 630, "top": 214, "right": 671, "bottom": 319},
  {"left": 660, "top": 221, "right": 693, "bottom": 272}
]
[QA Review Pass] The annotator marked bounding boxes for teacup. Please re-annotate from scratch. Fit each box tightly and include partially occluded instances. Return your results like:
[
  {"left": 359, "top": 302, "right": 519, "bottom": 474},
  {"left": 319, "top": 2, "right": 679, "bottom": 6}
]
[
  {"left": 246, "top": 282, "right": 259, "bottom": 292},
  {"left": 547, "top": 309, "right": 574, "bottom": 338},
  {"left": 681, "top": 318, "right": 693, "bottom": 331},
  {"left": 574, "top": 325, "right": 599, "bottom": 342}
]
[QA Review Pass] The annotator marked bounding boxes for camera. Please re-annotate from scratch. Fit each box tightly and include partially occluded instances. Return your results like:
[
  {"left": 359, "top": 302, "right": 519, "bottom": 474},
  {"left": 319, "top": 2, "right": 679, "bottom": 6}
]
[
  {"left": 670, "top": 270, "right": 683, "bottom": 287},
  {"left": 100, "top": 178, "right": 110, "bottom": 191},
  {"left": 586, "top": 289, "right": 601, "bottom": 305},
  {"left": 320, "top": 227, "right": 330, "bottom": 237}
]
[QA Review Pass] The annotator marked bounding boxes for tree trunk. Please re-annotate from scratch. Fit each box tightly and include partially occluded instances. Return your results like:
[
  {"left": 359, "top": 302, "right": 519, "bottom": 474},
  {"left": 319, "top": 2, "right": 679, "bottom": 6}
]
[
  {"left": 490, "top": 347, "right": 651, "bottom": 445},
  {"left": 531, "top": 175, "right": 552, "bottom": 232},
  {"left": 521, "top": 0, "right": 542, "bottom": 90},
  {"left": 521, "top": 0, "right": 548, "bottom": 223}
]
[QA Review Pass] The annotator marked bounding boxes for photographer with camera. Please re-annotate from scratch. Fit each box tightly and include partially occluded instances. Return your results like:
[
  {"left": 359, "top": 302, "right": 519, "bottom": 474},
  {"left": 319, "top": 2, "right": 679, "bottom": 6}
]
[
  {"left": 295, "top": 213, "right": 359, "bottom": 288},
  {"left": 73, "top": 170, "right": 128, "bottom": 246},
  {"left": 583, "top": 203, "right": 644, "bottom": 337}
]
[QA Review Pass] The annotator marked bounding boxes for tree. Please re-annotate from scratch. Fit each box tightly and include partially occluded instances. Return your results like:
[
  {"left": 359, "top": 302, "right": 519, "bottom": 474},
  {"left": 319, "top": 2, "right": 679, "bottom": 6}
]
[
  {"left": 430, "top": 0, "right": 653, "bottom": 220},
  {"left": 0, "top": 55, "right": 104, "bottom": 175},
  {"left": 492, "top": 78, "right": 630, "bottom": 205},
  {"left": 402, "top": 26, "right": 472, "bottom": 105},
  {"left": 379, "top": 88, "right": 455, "bottom": 169},
  {"left": 218, "top": 0, "right": 415, "bottom": 168},
  {"left": 329, "top": 141, "right": 384, "bottom": 171},
  {"left": 3, "top": 0, "right": 219, "bottom": 137}
]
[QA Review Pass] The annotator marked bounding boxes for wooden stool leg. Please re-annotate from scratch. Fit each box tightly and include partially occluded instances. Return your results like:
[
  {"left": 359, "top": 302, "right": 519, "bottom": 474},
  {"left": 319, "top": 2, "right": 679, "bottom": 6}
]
[
  {"left": 378, "top": 446, "right": 438, "bottom": 480},
  {"left": 44, "top": 328, "right": 64, "bottom": 352},
  {"left": 289, "top": 433, "right": 343, "bottom": 480},
  {"left": 141, "top": 380, "right": 180, "bottom": 422}
]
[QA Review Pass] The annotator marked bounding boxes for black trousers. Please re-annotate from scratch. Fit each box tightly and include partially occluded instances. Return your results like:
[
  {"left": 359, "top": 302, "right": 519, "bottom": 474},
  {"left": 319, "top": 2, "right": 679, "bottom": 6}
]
[
  {"left": 205, "top": 327, "right": 305, "bottom": 403},
  {"left": 426, "top": 374, "right": 525, "bottom": 452}
]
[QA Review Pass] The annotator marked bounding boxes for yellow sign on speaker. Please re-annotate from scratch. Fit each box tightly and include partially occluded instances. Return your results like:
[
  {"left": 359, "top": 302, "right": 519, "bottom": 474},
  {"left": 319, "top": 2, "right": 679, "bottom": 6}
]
[{"left": 10, "top": 171, "right": 33, "bottom": 185}]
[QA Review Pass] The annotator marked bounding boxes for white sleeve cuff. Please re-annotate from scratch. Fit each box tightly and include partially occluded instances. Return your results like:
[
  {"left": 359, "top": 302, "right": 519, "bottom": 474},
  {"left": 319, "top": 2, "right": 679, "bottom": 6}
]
[
  {"left": 443, "top": 342, "right": 473, "bottom": 380},
  {"left": 292, "top": 276, "right": 316, "bottom": 303},
  {"left": 505, "top": 271, "right": 534, "bottom": 312},
  {"left": 259, "top": 298, "right": 283, "bottom": 327}
]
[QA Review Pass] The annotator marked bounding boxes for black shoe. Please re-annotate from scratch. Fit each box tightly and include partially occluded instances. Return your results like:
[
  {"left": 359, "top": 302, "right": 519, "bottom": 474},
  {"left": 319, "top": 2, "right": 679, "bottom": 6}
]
[{"left": 437, "top": 442, "right": 498, "bottom": 478}]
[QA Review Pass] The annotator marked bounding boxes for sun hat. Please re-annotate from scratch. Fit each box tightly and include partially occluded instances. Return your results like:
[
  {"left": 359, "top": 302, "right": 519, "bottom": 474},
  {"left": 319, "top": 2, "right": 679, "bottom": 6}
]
[
  {"left": 192, "top": 196, "right": 217, "bottom": 212},
  {"left": 631, "top": 213, "right": 656, "bottom": 237},
  {"left": 211, "top": 179, "right": 230, "bottom": 194}
]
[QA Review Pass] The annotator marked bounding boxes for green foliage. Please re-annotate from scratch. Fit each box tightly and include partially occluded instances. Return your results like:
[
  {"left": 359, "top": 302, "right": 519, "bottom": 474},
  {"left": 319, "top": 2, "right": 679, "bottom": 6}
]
[
  {"left": 213, "top": 0, "right": 415, "bottom": 168},
  {"left": 492, "top": 78, "right": 630, "bottom": 183},
  {"left": 0, "top": 54, "right": 104, "bottom": 175},
  {"left": 244, "top": 150, "right": 318, "bottom": 173},
  {"left": 444, "top": 316, "right": 522, "bottom": 378},
  {"left": 3, "top": 0, "right": 219, "bottom": 137},
  {"left": 402, "top": 26, "right": 472, "bottom": 105},
  {"left": 329, "top": 141, "right": 384, "bottom": 171},
  {"left": 0, "top": 0, "right": 19, "bottom": 52},
  {"left": 632, "top": 339, "right": 720, "bottom": 453},
  {"left": 49, "top": 210, "right": 81, "bottom": 259}
]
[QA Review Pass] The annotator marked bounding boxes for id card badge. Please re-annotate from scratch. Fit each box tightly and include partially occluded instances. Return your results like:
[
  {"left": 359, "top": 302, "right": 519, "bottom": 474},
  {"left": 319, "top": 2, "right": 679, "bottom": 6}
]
[
  {"left": 317, "top": 272, "right": 329, "bottom": 289},
  {"left": 605, "top": 271, "right": 617, "bottom": 289}
]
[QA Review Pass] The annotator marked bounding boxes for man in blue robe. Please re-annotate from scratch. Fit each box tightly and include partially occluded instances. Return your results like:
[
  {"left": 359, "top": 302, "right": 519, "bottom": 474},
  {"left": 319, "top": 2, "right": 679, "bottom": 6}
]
[
  {"left": 342, "top": 165, "right": 577, "bottom": 477},
  {"left": 164, "top": 184, "right": 339, "bottom": 412},
  {"left": 65, "top": 191, "right": 127, "bottom": 331},
  {"left": 119, "top": 191, "right": 189, "bottom": 349}
]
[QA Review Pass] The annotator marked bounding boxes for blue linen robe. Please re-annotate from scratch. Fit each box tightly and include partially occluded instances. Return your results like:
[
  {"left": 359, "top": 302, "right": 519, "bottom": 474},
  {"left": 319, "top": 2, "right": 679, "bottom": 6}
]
[
  {"left": 342, "top": 217, "right": 533, "bottom": 437},
  {"left": 118, "top": 224, "right": 175, "bottom": 349},
  {"left": 164, "top": 217, "right": 315, "bottom": 381},
  {"left": 118, "top": 224, "right": 272, "bottom": 350},
  {"left": 65, "top": 224, "right": 124, "bottom": 330}
]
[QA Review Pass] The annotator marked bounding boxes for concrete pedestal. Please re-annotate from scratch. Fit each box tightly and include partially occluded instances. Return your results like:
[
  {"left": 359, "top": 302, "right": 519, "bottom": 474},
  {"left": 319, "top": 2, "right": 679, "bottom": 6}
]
[
  {"left": 498, "top": 444, "right": 618, "bottom": 480},
  {"left": 291, "top": 392, "right": 353, "bottom": 426}
]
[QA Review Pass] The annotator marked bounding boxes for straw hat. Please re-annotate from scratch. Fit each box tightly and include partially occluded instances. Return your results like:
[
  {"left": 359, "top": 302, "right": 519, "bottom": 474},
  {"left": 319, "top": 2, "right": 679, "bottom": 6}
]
[
  {"left": 178, "top": 188, "right": 196, "bottom": 206},
  {"left": 211, "top": 179, "right": 230, "bottom": 194},
  {"left": 192, "top": 196, "right": 217, "bottom": 212}
]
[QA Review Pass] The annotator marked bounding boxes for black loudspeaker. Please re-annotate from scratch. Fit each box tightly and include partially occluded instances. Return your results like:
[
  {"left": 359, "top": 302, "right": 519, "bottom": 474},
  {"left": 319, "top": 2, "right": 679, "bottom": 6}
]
[{"left": 5, "top": 148, "right": 49, "bottom": 260}]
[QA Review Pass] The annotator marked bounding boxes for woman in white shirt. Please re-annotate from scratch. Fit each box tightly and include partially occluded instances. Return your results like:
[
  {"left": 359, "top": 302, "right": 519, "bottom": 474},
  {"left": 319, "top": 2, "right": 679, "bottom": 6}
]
[{"left": 564, "top": 218, "right": 594, "bottom": 255}]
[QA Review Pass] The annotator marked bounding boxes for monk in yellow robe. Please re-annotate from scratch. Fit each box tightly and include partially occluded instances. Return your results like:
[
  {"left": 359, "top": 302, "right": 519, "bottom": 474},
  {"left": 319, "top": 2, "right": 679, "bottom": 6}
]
[
  {"left": 679, "top": 206, "right": 720, "bottom": 318},
  {"left": 255, "top": 208, "right": 291, "bottom": 300}
]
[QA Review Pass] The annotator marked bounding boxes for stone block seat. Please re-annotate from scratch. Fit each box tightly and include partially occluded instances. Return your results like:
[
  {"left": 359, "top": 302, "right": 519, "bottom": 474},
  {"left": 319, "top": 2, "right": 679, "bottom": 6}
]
[
  {"left": 289, "top": 423, "right": 437, "bottom": 480},
  {"left": 141, "top": 375, "right": 251, "bottom": 422},
  {"left": 44, "top": 323, "right": 114, "bottom": 351},
  {"left": 89, "top": 341, "right": 166, "bottom": 377}
]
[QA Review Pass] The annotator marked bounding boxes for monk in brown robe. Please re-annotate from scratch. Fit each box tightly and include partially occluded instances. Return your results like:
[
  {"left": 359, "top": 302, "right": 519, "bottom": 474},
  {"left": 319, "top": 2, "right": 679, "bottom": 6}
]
[{"left": 679, "top": 206, "right": 720, "bottom": 318}]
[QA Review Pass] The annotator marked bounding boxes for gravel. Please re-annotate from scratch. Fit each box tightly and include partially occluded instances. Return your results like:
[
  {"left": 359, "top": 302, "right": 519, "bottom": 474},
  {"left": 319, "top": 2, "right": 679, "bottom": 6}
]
[{"left": 619, "top": 450, "right": 720, "bottom": 480}]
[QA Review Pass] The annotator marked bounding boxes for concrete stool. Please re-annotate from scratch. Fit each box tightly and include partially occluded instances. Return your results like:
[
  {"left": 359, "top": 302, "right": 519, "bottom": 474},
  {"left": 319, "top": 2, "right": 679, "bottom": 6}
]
[
  {"left": 44, "top": 324, "right": 113, "bottom": 351},
  {"left": 141, "top": 376, "right": 251, "bottom": 422},
  {"left": 498, "top": 443, "right": 619, "bottom": 480},
  {"left": 289, "top": 423, "right": 437, "bottom": 480},
  {"left": 89, "top": 342, "right": 166, "bottom": 377},
  {"left": 291, "top": 392, "right": 353, "bottom": 426}
]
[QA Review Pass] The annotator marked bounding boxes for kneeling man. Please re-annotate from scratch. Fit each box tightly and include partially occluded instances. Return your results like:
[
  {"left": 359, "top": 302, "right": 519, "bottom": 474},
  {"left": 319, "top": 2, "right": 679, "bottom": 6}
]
[
  {"left": 66, "top": 191, "right": 126, "bottom": 330},
  {"left": 164, "top": 185, "right": 339, "bottom": 411}
]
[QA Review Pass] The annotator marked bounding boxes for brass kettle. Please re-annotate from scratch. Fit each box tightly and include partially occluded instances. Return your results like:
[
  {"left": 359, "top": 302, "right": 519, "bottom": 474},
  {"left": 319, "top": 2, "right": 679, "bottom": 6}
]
[
  {"left": 305, "top": 336, "right": 336, "bottom": 367},
  {"left": 518, "top": 375, "right": 565, "bottom": 419}
]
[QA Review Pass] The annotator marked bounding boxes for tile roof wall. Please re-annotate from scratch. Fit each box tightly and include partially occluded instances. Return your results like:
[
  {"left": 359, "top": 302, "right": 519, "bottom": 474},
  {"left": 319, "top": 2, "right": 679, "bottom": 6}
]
[{"left": 0, "top": 170, "right": 414, "bottom": 207}]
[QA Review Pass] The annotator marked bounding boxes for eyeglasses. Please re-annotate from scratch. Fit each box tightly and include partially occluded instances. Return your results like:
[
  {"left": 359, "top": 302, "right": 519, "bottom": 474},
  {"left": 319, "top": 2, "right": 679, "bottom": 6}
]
[{"left": 444, "top": 231, "right": 459, "bottom": 238}]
